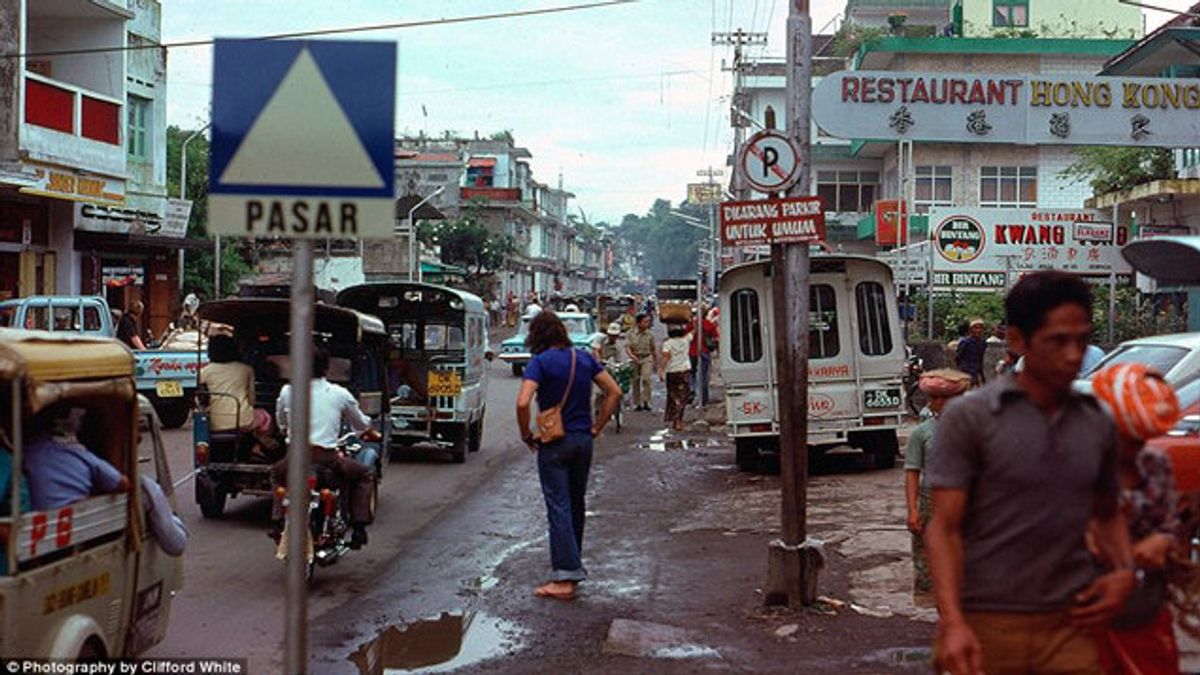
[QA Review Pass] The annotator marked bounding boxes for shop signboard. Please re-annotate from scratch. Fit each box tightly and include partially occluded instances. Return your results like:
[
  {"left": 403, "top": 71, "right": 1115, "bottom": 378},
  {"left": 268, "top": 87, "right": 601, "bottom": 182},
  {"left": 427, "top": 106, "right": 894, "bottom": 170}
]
[
  {"left": 813, "top": 71, "right": 1200, "bottom": 147},
  {"left": 687, "top": 182, "right": 723, "bottom": 205},
  {"left": 20, "top": 164, "right": 125, "bottom": 207},
  {"left": 927, "top": 208, "right": 1131, "bottom": 290}
]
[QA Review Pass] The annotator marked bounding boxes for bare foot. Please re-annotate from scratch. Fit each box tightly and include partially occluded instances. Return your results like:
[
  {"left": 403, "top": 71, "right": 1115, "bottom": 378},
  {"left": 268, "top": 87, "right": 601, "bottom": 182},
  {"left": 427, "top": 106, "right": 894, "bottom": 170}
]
[{"left": 534, "top": 581, "right": 576, "bottom": 601}]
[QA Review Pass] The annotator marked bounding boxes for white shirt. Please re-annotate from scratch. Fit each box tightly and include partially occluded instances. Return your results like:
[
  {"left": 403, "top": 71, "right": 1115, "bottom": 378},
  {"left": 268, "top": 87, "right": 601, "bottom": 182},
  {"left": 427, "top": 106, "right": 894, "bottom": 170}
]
[{"left": 276, "top": 378, "right": 372, "bottom": 448}]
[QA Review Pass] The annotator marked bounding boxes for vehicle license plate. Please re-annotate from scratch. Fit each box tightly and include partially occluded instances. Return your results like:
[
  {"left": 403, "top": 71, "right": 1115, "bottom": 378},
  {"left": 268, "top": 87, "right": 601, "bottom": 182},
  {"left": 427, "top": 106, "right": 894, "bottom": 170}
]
[
  {"left": 155, "top": 380, "right": 184, "bottom": 398},
  {"left": 863, "top": 388, "right": 902, "bottom": 410},
  {"left": 427, "top": 370, "right": 462, "bottom": 397}
]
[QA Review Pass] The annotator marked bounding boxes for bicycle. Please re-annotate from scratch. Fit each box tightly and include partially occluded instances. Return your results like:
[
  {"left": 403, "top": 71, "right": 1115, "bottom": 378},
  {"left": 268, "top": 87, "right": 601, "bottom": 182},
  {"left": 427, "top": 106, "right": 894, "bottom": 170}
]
[{"left": 600, "top": 361, "right": 634, "bottom": 433}]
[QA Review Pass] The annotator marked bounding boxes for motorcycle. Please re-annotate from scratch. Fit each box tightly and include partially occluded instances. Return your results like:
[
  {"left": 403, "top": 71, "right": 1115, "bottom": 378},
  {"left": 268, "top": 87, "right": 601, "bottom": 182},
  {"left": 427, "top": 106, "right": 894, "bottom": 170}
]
[
  {"left": 903, "top": 347, "right": 928, "bottom": 418},
  {"left": 275, "top": 433, "right": 379, "bottom": 583}
]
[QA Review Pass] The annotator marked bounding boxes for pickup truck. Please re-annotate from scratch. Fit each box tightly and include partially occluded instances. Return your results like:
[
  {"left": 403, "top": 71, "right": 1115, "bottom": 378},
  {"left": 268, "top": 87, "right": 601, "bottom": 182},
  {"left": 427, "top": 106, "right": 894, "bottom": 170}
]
[{"left": 0, "top": 295, "right": 205, "bottom": 427}]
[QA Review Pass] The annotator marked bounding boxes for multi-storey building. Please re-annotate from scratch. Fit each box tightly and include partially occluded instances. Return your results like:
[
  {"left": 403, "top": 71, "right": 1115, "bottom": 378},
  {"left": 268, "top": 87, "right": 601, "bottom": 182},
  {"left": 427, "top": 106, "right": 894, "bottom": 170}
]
[{"left": 0, "top": 0, "right": 186, "bottom": 334}]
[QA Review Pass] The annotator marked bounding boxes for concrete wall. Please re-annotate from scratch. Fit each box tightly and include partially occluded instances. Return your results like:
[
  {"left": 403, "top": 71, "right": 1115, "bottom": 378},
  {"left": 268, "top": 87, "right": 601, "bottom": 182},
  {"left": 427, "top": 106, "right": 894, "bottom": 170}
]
[
  {"left": 125, "top": 1, "right": 166, "bottom": 208},
  {"left": 962, "top": 0, "right": 1142, "bottom": 38},
  {"left": 26, "top": 18, "right": 125, "bottom": 97}
]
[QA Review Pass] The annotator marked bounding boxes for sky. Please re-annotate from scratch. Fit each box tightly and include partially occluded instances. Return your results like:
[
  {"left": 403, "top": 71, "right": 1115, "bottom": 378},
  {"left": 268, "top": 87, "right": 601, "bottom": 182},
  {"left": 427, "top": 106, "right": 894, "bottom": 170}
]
[{"left": 162, "top": 0, "right": 1200, "bottom": 226}]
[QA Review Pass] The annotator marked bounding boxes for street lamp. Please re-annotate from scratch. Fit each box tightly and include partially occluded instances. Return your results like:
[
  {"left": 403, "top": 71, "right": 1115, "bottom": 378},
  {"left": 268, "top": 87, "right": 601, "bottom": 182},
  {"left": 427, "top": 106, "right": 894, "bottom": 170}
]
[
  {"left": 180, "top": 124, "right": 212, "bottom": 294},
  {"left": 408, "top": 185, "right": 445, "bottom": 282}
]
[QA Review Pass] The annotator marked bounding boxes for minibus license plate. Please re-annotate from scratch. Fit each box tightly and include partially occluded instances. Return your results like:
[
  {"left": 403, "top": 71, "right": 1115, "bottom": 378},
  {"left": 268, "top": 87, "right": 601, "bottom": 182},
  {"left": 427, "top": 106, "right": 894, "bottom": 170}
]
[
  {"left": 428, "top": 371, "right": 462, "bottom": 397},
  {"left": 155, "top": 380, "right": 184, "bottom": 398},
  {"left": 863, "top": 388, "right": 901, "bottom": 409}
]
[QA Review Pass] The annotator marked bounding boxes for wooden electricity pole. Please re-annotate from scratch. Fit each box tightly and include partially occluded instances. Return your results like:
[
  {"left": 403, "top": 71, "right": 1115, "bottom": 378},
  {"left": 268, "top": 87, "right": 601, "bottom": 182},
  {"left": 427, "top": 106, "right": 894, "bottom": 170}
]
[{"left": 765, "top": 0, "right": 822, "bottom": 608}]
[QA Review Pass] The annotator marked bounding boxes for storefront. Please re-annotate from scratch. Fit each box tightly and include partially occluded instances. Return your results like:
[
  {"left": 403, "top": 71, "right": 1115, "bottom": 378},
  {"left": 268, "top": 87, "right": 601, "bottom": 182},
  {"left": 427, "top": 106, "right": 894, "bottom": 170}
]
[
  {"left": 74, "top": 198, "right": 204, "bottom": 338},
  {"left": 0, "top": 187, "right": 76, "bottom": 300}
]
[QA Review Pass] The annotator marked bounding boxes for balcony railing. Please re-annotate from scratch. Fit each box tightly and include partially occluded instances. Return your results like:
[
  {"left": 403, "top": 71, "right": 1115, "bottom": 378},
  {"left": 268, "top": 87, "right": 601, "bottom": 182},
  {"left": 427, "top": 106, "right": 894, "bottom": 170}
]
[
  {"left": 461, "top": 187, "right": 521, "bottom": 202},
  {"left": 24, "top": 72, "right": 121, "bottom": 146}
]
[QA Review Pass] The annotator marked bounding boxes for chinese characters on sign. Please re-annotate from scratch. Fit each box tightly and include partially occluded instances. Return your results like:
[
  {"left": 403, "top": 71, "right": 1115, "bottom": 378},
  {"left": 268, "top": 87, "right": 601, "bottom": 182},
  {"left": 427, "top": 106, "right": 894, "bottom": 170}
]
[
  {"left": 927, "top": 208, "right": 1131, "bottom": 290},
  {"left": 813, "top": 71, "right": 1200, "bottom": 147}
]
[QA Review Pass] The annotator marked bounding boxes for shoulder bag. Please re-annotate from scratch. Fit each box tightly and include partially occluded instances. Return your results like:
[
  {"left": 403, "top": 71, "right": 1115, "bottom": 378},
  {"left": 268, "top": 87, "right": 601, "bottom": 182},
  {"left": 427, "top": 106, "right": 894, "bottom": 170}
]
[{"left": 536, "top": 349, "right": 577, "bottom": 444}]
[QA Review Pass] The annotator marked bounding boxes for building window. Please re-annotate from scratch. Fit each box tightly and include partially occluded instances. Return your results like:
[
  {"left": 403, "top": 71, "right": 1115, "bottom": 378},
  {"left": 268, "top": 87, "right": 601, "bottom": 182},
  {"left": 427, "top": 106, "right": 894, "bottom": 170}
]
[
  {"left": 729, "top": 288, "right": 763, "bottom": 363},
  {"left": 993, "top": 0, "right": 1028, "bottom": 27},
  {"left": 914, "top": 165, "right": 953, "bottom": 214},
  {"left": 810, "top": 284, "right": 840, "bottom": 360},
  {"left": 127, "top": 95, "right": 150, "bottom": 160},
  {"left": 855, "top": 282, "right": 894, "bottom": 356},
  {"left": 816, "top": 170, "right": 879, "bottom": 214},
  {"left": 979, "top": 166, "right": 1036, "bottom": 208}
]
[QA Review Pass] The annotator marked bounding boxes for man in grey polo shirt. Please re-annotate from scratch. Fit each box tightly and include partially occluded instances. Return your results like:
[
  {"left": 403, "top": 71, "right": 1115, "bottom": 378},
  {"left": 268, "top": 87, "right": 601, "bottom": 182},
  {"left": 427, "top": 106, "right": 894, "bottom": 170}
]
[{"left": 925, "top": 271, "right": 1135, "bottom": 675}]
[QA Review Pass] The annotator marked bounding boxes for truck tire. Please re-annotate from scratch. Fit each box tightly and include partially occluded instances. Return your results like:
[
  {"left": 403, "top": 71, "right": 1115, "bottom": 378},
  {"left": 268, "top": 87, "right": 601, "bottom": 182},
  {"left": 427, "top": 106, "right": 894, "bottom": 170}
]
[
  {"left": 196, "top": 474, "right": 227, "bottom": 519},
  {"left": 511, "top": 364, "right": 524, "bottom": 377},
  {"left": 155, "top": 396, "right": 191, "bottom": 429},
  {"left": 735, "top": 438, "right": 761, "bottom": 472},
  {"left": 449, "top": 430, "right": 467, "bottom": 464},
  {"left": 468, "top": 419, "right": 483, "bottom": 453},
  {"left": 860, "top": 430, "right": 899, "bottom": 470}
]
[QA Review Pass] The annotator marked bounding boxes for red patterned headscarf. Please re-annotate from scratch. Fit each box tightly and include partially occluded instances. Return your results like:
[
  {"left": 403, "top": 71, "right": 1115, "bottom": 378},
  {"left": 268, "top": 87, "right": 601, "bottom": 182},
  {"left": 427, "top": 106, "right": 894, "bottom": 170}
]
[{"left": 1091, "top": 362, "right": 1180, "bottom": 441}]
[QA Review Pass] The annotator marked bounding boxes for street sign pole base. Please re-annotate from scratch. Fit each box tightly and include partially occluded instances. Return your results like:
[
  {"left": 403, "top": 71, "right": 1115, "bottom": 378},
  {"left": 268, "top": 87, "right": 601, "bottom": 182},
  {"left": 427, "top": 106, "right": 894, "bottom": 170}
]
[{"left": 764, "top": 537, "right": 825, "bottom": 608}]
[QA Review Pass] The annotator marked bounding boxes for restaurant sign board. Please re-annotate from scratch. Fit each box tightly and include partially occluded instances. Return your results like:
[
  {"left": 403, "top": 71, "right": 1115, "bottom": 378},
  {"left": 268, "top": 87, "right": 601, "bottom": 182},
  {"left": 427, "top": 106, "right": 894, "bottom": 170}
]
[{"left": 813, "top": 71, "right": 1200, "bottom": 147}]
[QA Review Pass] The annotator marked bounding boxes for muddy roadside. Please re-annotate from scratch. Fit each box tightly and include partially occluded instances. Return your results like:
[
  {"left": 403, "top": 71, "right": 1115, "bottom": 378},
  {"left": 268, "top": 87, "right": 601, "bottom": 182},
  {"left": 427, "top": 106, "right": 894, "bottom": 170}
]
[{"left": 313, "top": 395, "right": 937, "bottom": 674}]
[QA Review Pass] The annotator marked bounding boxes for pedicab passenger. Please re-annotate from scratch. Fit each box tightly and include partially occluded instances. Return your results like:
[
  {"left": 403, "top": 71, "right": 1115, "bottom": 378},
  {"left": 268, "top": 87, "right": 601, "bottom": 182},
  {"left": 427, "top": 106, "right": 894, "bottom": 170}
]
[{"left": 23, "top": 404, "right": 129, "bottom": 511}]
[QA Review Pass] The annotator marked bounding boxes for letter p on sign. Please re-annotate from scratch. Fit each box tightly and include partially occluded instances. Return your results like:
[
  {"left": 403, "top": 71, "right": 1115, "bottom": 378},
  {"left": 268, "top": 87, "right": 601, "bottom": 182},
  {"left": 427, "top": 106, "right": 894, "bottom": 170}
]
[{"left": 738, "top": 130, "right": 801, "bottom": 194}]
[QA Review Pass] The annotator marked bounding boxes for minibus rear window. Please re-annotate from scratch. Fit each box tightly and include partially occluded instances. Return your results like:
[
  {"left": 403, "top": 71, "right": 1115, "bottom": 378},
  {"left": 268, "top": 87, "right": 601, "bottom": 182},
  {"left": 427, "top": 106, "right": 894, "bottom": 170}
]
[
  {"left": 855, "top": 282, "right": 894, "bottom": 356},
  {"left": 729, "top": 289, "right": 763, "bottom": 363},
  {"left": 810, "top": 285, "right": 840, "bottom": 359}
]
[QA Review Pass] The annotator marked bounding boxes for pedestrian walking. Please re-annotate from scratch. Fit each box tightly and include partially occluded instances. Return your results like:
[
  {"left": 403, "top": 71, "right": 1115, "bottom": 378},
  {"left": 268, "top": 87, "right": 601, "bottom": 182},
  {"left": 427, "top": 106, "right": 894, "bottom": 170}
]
[
  {"left": 926, "top": 271, "right": 1136, "bottom": 675},
  {"left": 1090, "top": 362, "right": 1183, "bottom": 675},
  {"left": 516, "top": 311, "right": 621, "bottom": 601},
  {"left": 625, "top": 313, "right": 657, "bottom": 411},
  {"left": 955, "top": 318, "right": 987, "bottom": 387},
  {"left": 660, "top": 324, "right": 692, "bottom": 431},
  {"left": 688, "top": 307, "right": 719, "bottom": 407},
  {"left": 903, "top": 368, "right": 971, "bottom": 598}
]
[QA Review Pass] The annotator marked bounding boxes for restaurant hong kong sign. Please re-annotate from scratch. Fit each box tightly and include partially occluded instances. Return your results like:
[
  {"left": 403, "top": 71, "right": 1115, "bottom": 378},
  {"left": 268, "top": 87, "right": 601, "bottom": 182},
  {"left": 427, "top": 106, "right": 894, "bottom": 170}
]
[
  {"left": 719, "top": 197, "right": 826, "bottom": 247},
  {"left": 812, "top": 71, "right": 1200, "bottom": 147}
]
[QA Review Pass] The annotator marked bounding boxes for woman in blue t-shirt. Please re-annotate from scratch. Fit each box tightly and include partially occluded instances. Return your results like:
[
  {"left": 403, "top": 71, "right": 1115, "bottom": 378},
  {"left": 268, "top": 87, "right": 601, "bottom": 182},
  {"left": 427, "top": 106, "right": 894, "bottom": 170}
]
[{"left": 516, "top": 311, "right": 622, "bottom": 601}]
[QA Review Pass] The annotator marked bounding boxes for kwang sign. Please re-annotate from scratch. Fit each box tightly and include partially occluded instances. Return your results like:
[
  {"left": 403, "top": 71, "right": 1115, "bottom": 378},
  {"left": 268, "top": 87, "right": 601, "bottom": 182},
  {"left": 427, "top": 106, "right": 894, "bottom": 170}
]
[
  {"left": 813, "top": 71, "right": 1200, "bottom": 147},
  {"left": 928, "top": 208, "right": 1132, "bottom": 286},
  {"left": 719, "top": 197, "right": 826, "bottom": 247}
]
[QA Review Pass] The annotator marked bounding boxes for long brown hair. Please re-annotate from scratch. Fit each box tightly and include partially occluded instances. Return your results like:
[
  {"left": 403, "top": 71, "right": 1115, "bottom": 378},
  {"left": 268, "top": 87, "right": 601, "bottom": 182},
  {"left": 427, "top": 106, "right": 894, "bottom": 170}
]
[{"left": 526, "top": 311, "right": 570, "bottom": 354}]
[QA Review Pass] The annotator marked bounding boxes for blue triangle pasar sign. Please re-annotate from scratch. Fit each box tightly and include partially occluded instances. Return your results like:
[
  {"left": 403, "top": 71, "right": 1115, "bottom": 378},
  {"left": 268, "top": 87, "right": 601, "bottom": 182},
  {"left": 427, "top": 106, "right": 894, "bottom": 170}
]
[{"left": 209, "top": 39, "right": 395, "bottom": 199}]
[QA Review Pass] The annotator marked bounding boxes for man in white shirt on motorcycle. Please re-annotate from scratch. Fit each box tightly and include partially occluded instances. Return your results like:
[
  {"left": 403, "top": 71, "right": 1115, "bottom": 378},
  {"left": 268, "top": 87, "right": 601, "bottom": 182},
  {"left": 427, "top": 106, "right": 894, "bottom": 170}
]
[{"left": 270, "top": 346, "right": 381, "bottom": 549}]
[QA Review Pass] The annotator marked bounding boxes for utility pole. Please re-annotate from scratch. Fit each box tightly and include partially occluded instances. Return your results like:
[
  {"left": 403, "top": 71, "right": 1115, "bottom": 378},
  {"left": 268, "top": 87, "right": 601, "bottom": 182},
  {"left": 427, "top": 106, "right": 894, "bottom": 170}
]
[
  {"left": 765, "top": 0, "right": 821, "bottom": 608},
  {"left": 696, "top": 166, "right": 723, "bottom": 293},
  {"left": 714, "top": 28, "right": 767, "bottom": 265}
]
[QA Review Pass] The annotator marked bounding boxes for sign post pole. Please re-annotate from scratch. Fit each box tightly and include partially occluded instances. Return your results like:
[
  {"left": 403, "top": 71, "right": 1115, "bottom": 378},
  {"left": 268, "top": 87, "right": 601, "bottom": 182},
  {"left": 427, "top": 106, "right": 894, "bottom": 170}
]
[
  {"left": 285, "top": 241, "right": 314, "bottom": 674},
  {"left": 765, "top": 0, "right": 821, "bottom": 608}
]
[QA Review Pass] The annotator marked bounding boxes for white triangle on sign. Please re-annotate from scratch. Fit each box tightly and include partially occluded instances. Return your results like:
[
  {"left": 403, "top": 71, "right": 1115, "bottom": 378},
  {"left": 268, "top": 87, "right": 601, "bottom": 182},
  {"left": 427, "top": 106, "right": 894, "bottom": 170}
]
[{"left": 220, "top": 48, "right": 385, "bottom": 189}]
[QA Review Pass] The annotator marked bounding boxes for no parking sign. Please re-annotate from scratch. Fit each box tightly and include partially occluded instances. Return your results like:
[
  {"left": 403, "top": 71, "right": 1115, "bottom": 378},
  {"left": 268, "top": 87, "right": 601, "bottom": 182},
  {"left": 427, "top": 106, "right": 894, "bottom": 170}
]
[{"left": 737, "top": 130, "right": 801, "bottom": 193}]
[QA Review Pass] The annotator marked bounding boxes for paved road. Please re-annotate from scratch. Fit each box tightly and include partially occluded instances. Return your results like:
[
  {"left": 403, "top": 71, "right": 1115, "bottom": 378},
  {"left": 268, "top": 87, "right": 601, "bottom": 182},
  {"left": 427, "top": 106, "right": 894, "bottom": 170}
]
[{"left": 146, "top": 360, "right": 531, "bottom": 673}]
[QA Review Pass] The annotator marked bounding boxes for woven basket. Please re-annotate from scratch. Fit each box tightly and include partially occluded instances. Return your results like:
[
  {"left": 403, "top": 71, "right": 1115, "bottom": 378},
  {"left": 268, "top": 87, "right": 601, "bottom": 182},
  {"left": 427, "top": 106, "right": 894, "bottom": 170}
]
[{"left": 1170, "top": 492, "right": 1200, "bottom": 638}]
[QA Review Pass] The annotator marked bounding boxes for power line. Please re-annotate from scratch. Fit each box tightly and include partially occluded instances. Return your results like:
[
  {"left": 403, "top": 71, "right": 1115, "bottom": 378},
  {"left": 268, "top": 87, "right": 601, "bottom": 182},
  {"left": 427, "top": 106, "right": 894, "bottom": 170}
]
[{"left": 3, "top": 0, "right": 637, "bottom": 59}]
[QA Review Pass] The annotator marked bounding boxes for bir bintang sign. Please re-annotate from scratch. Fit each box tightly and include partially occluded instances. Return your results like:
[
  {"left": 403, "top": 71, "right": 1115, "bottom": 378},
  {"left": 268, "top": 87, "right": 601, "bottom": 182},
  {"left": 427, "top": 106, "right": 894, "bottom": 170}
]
[
  {"left": 719, "top": 197, "right": 826, "bottom": 247},
  {"left": 812, "top": 71, "right": 1200, "bottom": 147}
]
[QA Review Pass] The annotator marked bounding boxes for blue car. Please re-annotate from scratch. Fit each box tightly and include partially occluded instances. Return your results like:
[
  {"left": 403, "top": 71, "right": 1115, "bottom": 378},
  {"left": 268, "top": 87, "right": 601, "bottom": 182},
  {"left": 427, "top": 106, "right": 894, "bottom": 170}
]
[{"left": 499, "top": 311, "right": 604, "bottom": 376}]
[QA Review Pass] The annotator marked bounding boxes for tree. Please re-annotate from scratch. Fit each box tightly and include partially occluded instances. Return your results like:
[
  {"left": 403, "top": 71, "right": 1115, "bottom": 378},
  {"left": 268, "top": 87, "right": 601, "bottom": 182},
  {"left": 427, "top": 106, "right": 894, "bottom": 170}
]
[
  {"left": 614, "top": 199, "right": 707, "bottom": 282},
  {"left": 166, "top": 126, "right": 253, "bottom": 298},
  {"left": 417, "top": 202, "right": 517, "bottom": 296},
  {"left": 1060, "top": 146, "right": 1175, "bottom": 196}
]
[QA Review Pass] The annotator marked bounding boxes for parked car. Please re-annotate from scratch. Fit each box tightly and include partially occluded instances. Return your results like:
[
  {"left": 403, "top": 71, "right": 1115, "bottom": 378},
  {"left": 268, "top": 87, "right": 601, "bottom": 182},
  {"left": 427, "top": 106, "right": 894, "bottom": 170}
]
[
  {"left": 1147, "top": 377, "right": 1200, "bottom": 495},
  {"left": 0, "top": 296, "right": 205, "bottom": 428},
  {"left": 719, "top": 255, "right": 906, "bottom": 471},
  {"left": 1076, "top": 332, "right": 1200, "bottom": 396},
  {"left": 498, "top": 311, "right": 604, "bottom": 376}
]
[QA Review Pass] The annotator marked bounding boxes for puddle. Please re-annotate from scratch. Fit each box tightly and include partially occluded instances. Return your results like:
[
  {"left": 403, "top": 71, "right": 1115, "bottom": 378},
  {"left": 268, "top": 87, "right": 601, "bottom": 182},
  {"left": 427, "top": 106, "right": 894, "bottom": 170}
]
[
  {"left": 652, "top": 645, "right": 722, "bottom": 659},
  {"left": 637, "top": 439, "right": 697, "bottom": 452},
  {"left": 349, "top": 611, "right": 523, "bottom": 674}
]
